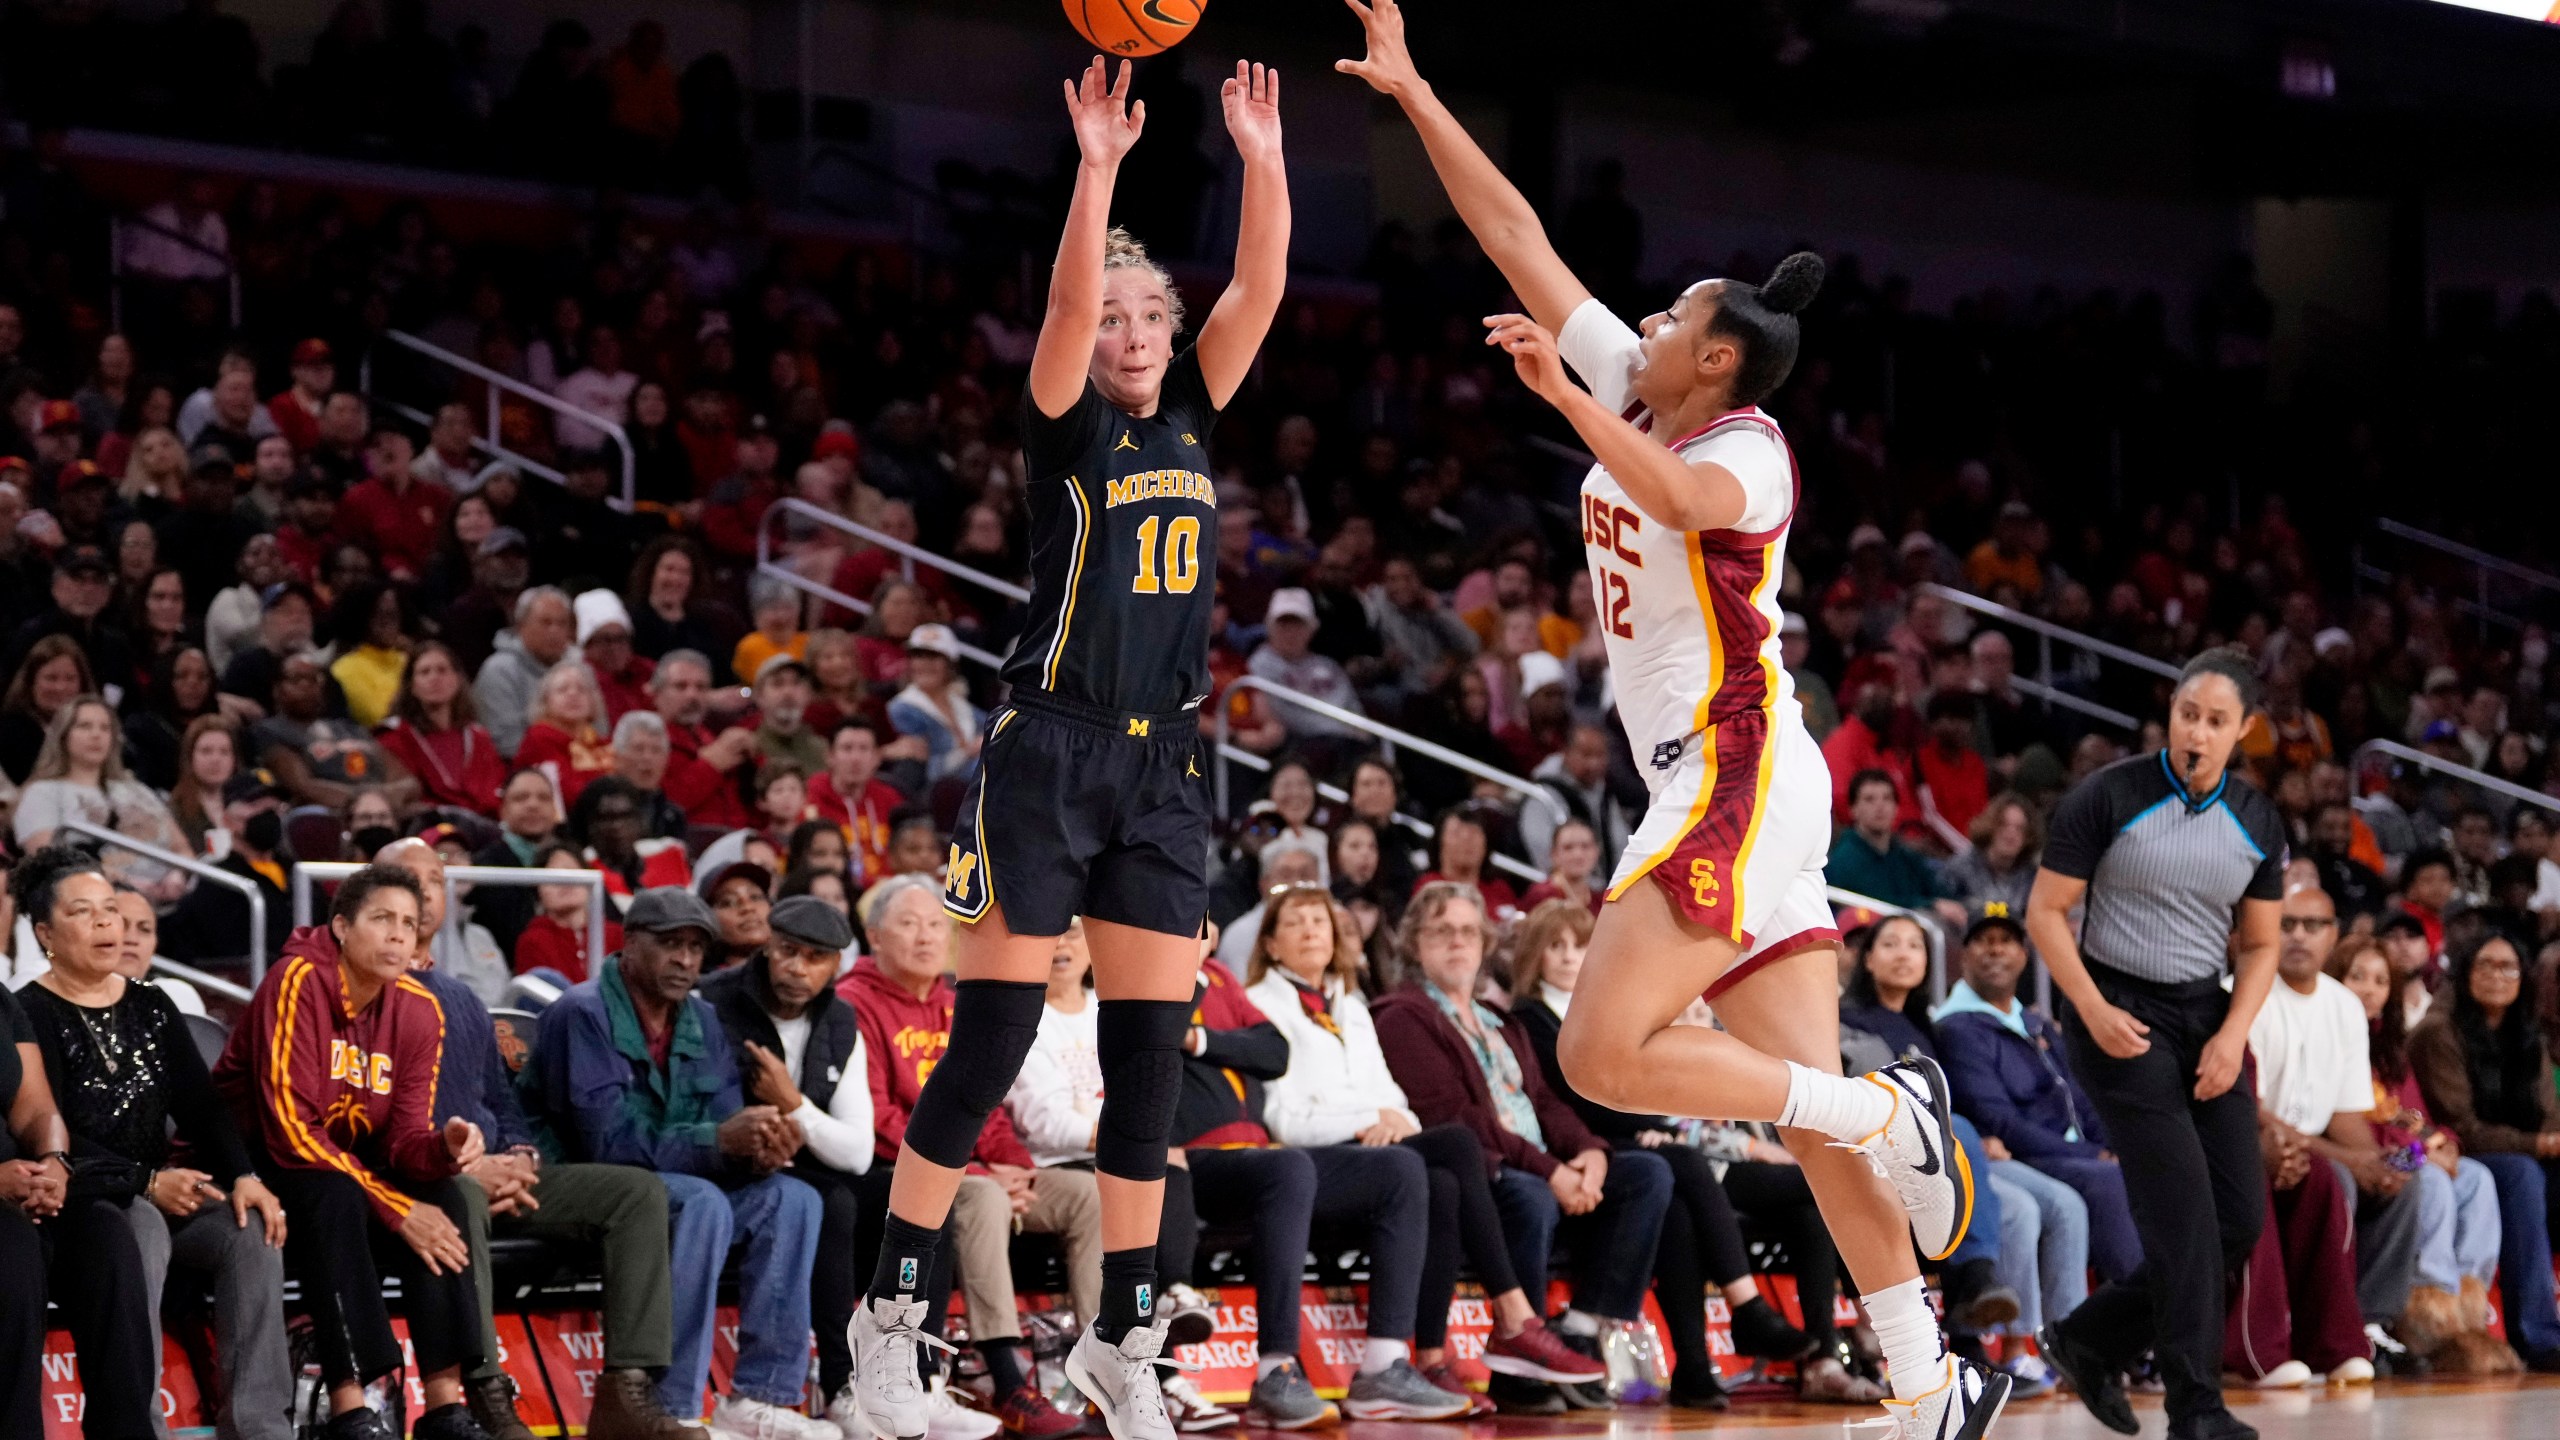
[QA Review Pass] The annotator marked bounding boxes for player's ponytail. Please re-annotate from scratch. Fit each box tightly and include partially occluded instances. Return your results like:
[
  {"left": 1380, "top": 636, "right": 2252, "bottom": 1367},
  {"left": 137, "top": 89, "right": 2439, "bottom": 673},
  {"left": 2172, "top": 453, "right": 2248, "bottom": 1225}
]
[
  {"left": 1102, "top": 225, "right": 1186, "bottom": 332},
  {"left": 1707, "top": 250, "right": 1825, "bottom": 407}
]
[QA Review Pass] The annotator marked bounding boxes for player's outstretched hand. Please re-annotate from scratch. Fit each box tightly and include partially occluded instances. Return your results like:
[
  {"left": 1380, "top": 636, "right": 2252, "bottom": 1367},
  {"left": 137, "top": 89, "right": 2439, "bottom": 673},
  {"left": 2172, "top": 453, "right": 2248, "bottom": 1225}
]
[
  {"left": 1484, "top": 313, "right": 1567, "bottom": 401},
  {"left": 1335, "top": 0, "right": 1421, "bottom": 97},
  {"left": 1065, "top": 57, "right": 1145, "bottom": 167},
  {"left": 1221, "top": 61, "right": 1283, "bottom": 165}
]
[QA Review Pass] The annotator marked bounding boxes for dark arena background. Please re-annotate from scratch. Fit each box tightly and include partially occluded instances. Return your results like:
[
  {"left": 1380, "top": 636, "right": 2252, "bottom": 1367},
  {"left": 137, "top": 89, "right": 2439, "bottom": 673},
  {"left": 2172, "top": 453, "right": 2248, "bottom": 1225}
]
[{"left": 5, "top": 0, "right": 2560, "bottom": 1436}]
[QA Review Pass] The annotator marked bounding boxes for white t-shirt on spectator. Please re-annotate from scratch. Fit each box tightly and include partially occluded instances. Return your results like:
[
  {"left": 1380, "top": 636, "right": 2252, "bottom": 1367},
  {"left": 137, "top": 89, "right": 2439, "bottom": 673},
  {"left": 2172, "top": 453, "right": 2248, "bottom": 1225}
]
[
  {"left": 553, "top": 366, "right": 638, "bottom": 450},
  {"left": 177, "top": 387, "right": 279, "bottom": 446},
  {"left": 1246, "top": 646, "right": 1364, "bottom": 739},
  {"left": 2531, "top": 855, "right": 2560, "bottom": 919},
  {"left": 2249, "top": 972, "right": 2374, "bottom": 1136},
  {"left": 1008, "top": 998, "right": 1103, "bottom": 1167}
]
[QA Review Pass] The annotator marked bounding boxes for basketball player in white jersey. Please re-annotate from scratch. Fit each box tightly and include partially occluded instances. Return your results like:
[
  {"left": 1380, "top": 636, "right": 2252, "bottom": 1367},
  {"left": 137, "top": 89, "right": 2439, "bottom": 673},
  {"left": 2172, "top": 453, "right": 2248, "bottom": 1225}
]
[{"left": 1339, "top": 5, "right": 2007, "bottom": 1438}]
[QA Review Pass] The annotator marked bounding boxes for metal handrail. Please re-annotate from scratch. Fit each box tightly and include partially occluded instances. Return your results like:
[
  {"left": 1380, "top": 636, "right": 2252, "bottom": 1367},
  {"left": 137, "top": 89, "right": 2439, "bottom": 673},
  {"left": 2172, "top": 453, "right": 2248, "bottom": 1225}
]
[
  {"left": 1215, "top": 676, "right": 1569, "bottom": 833},
  {"left": 364, "top": 330, "right": 635, "bottom": 510},
  {"left": 372, "top": 395, "right": 566, "bottom": 490},
  {"left": 2351, "top": 740, "right": 2560, "bottom": 818},
  {"left": 1918, "top": 583, "right": 2175, "bottom": 736},
  {"left": 62, "top": 820, "right": 267, "bottom": 981},
  {"left": 152, "top": 955, "right": 254, "bottom": 1005},
  {"left": 2376, "top": 519, "right": 2560, "bottom": 594},
  {"left": 1917, "top": 584, "right": 2182, "bottom": 680},
  {"left": 2009, "top": 676, "right": 2140, "bottom": 731},
  {"left": 2357, "top": 519, "right": 2560, "bottom": 639},
  {"left": 108, "top": 213, "right": 242, "bottom": 333},
  {"left": 292, "top": 862, "right": 613, "bottom": 978},
  {"left": 753, "top": 498, "right": 1022, "bottom": 669}
]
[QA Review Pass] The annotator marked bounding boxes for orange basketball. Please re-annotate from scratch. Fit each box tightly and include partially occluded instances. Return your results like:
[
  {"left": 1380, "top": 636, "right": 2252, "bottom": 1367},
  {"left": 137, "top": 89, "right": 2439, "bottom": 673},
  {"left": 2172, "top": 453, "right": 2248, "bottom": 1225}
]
[{"left": 1064, "top": 0, "right": 1206, "bottom": 57}]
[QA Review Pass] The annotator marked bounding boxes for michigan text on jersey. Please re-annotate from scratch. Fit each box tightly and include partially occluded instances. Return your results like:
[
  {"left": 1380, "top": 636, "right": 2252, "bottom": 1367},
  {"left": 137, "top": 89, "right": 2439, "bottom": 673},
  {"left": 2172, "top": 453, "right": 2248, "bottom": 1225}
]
[{"left": 1104, "top": 470, "right": 1217, "bottom": 508}]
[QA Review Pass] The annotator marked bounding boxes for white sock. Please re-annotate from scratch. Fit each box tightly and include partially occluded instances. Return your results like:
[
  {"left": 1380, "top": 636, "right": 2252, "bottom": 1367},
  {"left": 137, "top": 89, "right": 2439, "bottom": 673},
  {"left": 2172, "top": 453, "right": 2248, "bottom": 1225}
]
[
  {"left": 1865, "top": 1277, "right": 1948, "bottom": 1402},
  {"left": 1257, "top": 1353, "right": 1291, "bottom": 1380},
  {"left": 1777, "top": 1060, "right": 1896, "bottom": 1142},
  {"left": 1357, "top": 1339, "right": 1409, "bottom": 1375},
  {"left": 1556, "top": 1309, "right": 1601, "bottom": 1339}
]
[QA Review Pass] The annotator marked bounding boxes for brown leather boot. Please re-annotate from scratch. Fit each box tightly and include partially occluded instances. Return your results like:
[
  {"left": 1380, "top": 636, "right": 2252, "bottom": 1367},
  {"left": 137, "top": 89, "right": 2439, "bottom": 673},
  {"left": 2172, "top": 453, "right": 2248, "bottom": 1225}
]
[
  {"left": 463, "top": 1374, "right": 538, "bottom": 1440},
  {"left": 586, "top": 1367, "right": 712, "bottom": 1440}
]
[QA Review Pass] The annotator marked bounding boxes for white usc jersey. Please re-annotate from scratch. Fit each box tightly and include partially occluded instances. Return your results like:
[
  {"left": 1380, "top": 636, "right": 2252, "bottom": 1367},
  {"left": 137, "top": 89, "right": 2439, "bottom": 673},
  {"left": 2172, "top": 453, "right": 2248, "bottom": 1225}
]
[{"left": 1557, "top": 299, "right": 1806, "bottom": 789}]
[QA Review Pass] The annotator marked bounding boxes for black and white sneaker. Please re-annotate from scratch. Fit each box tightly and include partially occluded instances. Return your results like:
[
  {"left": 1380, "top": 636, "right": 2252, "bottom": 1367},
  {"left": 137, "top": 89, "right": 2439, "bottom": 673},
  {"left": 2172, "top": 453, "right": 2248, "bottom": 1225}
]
[
  {"left": 1880, "top": 1356, "right": 2012, "bottom": 1440},
  {"left": 1160, "top": 1283, "right": 1217, "bottom": 1349},
  {"left": 1839, "top": 1057, "right": 1975, "bottom": 1261}
]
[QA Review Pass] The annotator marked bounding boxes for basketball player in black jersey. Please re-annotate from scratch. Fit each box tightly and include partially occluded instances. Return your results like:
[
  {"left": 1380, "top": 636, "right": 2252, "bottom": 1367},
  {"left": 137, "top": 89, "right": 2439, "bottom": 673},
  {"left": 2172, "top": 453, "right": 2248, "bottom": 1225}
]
[{"left": 845, "top": 57, "right": 1290, "bottom": 1440}]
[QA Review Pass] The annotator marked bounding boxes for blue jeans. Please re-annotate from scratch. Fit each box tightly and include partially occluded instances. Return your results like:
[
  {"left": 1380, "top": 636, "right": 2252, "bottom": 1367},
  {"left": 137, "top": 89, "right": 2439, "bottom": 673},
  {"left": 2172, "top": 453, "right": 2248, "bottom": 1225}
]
[
  {"left": 662, "top": 1171, "right": 825, "bottom": 1416},
  {"left": 2415, "top": 1156, "right": 2504, "bottom": 1293},
  {"left": 1493, "top": 1151, "right": 1673, "bottom": 1321},
  {"left": 1988, "top": 1159, "right": 2089, "bottom": 1338},
  {"left": 2470, "top": 1151, "right": 2560, "bottom": 1355},
  {"left": 2027, "top": 1154, "right": 2143, "bottom": 1284},
  {"left": 1947, "top": 1117, "right": 2003, "bottom": 1270}
]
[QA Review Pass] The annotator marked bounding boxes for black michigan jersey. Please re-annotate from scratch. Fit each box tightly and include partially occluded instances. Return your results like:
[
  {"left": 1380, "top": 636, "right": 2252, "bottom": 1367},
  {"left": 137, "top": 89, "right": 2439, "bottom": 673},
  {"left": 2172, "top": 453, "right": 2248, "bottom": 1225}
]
[{"left": 1002, "top": 345, "right": 1220, "bottom": 716}]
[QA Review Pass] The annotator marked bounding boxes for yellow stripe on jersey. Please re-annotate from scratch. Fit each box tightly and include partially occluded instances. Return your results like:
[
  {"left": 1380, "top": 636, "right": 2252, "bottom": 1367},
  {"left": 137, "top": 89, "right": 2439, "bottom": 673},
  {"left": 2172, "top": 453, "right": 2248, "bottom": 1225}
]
[
  {"left": 1042, "top": 478, "right": 1094, "bottom": 689},
  {"left": 1684, "top": 533, "right": 1724, "bottom": 739},
  {"left": 1722, "top": 540, "right": 1786, "bottom": 940}
]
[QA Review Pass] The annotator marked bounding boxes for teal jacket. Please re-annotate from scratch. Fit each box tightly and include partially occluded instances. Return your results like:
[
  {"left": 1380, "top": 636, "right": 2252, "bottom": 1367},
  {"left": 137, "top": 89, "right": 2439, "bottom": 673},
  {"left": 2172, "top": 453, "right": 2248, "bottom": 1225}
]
[{"left": 518, "top": 955, "right": 743, "bottom": 1176}]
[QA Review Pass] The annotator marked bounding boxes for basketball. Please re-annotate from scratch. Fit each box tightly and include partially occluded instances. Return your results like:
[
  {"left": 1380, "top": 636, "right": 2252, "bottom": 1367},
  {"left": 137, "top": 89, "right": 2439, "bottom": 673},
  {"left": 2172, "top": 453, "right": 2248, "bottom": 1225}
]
[{"left": 1064, "top": 0, "right": 1206, "bottom": 57}]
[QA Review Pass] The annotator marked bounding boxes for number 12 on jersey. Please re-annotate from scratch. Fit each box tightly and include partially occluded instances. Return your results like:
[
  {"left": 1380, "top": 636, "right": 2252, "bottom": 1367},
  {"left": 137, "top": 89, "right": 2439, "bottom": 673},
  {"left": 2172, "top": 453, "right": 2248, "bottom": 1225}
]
[
  {"left": 1583, "top": 494, "right": 1641, "bottom": 640},
  {"left": 1131, "top": 514, "right": 1202, "bottom": 595}
]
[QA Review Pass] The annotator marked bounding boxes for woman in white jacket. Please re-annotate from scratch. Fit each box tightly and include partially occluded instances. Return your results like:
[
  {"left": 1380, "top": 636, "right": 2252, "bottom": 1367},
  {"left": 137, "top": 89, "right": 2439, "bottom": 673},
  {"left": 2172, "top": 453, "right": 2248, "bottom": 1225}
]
[{"left": 1246, "top": 887, "right": 1608, "bottom": 1403}]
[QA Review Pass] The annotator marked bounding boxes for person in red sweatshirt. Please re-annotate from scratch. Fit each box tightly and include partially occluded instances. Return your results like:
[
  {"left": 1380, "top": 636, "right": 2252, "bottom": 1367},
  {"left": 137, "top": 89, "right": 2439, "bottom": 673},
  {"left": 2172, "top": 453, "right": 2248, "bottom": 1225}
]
[
  {"left": 267, "top": 337, "right": 335, "bottom": 453},
  {"left": 807, "top": 717, "right": 908, "bottom": 886},
  {"left": 649, "top": 650, "right": 754, "bottom": 831},
  {"left": 212, "top": 863, "right": 494, "bottom": 1440},
  {"left": 838, "top": 874, "right": 1040, "bottom": 1390}
]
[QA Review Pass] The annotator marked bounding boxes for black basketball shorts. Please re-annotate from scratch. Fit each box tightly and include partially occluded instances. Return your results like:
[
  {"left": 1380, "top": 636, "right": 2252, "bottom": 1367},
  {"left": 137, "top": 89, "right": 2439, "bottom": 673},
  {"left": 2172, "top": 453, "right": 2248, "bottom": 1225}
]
[{"left": 942, "top": 688, "right": 1212, "bottom": 939}]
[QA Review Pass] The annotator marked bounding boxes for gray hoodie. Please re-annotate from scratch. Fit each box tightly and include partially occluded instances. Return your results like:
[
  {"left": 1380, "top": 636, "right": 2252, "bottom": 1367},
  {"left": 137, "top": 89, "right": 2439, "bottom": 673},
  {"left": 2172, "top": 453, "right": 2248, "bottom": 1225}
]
[{"left": 475, "top": 629, "right": 556, "bottom": 756}]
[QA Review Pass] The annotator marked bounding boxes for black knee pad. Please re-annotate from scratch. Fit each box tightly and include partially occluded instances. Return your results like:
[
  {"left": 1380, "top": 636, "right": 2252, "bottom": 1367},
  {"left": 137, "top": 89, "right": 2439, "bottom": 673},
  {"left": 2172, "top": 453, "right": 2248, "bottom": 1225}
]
[
  {"left": 902, "top": 979, "right": 1046, "bottom": 1169},
  {"left": 1095, "top": 998, "right": 1193, "bottom": 1181}
]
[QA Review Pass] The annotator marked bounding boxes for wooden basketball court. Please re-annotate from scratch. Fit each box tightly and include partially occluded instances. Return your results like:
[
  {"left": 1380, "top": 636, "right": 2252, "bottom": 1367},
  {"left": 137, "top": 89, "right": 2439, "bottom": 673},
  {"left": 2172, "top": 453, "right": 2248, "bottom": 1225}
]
[{"left": 1315, "top": 1376, "right": 2560, "bottom": 1439}]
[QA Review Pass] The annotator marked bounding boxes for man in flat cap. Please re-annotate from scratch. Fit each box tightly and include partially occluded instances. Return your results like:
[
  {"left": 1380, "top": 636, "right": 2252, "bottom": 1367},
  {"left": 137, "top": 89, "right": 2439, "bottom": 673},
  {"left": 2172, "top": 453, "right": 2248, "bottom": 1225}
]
[
  {"left": 700, "top": 895, "right": 906, "bottom": 1433},
  {"left": 519, "top": 888, "right": 832, "bottom": 1438}
]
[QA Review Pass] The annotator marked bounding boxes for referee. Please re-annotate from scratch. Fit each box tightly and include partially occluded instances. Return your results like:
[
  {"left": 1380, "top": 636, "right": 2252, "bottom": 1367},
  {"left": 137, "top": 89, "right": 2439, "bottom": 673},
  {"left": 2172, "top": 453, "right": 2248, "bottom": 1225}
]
[{"left": 2027, "top": 648, "right": 2285, "bottom": 1440}]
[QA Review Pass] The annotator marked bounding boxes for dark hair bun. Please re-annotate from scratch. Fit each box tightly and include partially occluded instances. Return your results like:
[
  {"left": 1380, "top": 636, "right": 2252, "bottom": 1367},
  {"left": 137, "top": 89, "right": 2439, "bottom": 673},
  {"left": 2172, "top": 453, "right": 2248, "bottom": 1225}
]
[
  {"left": 8, "top": 843, "right": 103, "bottom": 920},
  {"left": 1760, "top": 252, "right": 1825, "bottom": 315}
]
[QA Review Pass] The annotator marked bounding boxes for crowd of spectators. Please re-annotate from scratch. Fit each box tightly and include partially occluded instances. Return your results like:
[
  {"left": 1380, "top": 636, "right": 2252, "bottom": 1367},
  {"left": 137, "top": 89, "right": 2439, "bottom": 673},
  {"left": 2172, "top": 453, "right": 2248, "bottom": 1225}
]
[{"left": 7, "top": 30, "right": 2560, "bottom": 1433}]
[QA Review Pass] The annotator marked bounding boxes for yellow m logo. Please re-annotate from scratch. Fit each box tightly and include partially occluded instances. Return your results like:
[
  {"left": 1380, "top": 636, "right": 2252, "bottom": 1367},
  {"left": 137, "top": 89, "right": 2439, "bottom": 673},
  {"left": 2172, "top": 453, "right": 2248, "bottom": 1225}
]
[
  {"left": 1126, "top": 717, "right": 1151, "bottom": 738},
  {"left": 947, "top": 846, "right": 980, "bottom": 900}
]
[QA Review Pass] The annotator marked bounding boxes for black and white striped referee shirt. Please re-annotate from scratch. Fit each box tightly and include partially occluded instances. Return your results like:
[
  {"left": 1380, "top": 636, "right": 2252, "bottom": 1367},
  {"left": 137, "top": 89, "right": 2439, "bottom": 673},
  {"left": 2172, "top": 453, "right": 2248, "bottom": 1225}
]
[{"left": 2041, "top": 751, "right": 2288, "bottom": 985}]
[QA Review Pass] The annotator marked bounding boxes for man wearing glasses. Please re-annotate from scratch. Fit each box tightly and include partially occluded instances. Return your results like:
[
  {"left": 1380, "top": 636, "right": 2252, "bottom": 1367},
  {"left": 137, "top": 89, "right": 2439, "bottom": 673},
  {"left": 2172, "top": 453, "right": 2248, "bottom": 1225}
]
[{"left": 2230, "top": 880, "right": 2423, "bottom": 1386}]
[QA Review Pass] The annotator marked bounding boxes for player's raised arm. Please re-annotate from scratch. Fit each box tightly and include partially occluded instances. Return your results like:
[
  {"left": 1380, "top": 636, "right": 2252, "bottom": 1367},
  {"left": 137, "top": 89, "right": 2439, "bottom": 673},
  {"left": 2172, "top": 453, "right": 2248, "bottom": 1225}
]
[
  {"left": 1337, "top": 0, "right": 1589, "bottom": 333},
  {"left": 1195, "top": 61, "right": 1290, "bottom": 409},
  {"left": 1030, "top": 58, "right": 1147, "bottom": 420}
]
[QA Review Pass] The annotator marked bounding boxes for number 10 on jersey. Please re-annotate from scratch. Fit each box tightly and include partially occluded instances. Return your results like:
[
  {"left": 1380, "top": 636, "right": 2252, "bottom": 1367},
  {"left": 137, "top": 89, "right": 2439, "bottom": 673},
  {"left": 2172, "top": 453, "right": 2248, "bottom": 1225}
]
[{"left": 1131, "top": 514, "right": 1202, "bottom": 594}]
